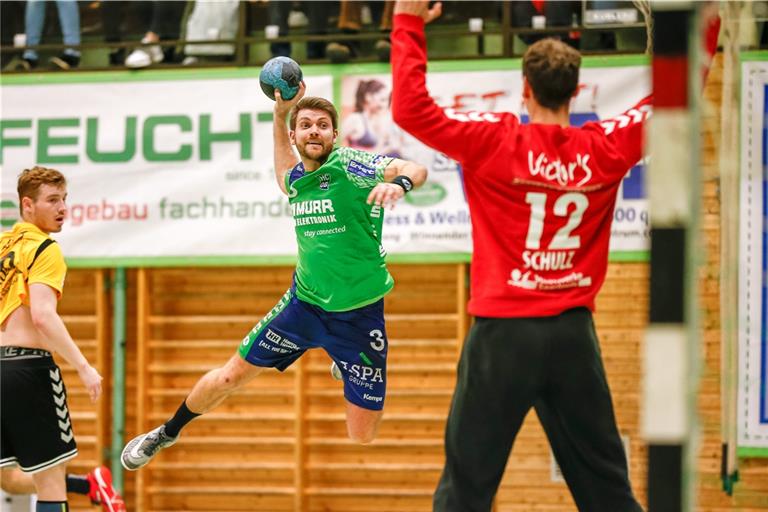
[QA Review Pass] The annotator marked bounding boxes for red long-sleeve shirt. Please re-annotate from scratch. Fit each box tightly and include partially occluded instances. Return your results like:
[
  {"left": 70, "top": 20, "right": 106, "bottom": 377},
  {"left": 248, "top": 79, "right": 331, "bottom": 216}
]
[{"left": 391, "top": 14, "right": 650, "bottom": 317}]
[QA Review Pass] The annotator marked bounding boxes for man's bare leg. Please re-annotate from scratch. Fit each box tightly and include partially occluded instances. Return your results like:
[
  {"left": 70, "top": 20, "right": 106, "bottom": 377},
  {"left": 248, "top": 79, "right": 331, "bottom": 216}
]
[{"left": 345, "top": 402, "right": 383, "bottom": 444}]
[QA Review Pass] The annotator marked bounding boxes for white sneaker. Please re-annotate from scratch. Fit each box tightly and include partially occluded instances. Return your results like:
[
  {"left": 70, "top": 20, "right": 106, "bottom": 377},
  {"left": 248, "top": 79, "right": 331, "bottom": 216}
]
[
  {"left": 121, "top": 425, "right": 178, "bottom": 470},
  {"left": 125, "top": 38, "right": 164, "bottom": 68},
  {"left": 287, "top": 10, "right": 308, "bottom": 28}
]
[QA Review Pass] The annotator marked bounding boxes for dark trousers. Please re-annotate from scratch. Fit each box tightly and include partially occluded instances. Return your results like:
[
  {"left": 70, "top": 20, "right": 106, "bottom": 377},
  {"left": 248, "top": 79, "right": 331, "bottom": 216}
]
[{"left": 433, "top": 308, "right": 643, "bottom": 512}]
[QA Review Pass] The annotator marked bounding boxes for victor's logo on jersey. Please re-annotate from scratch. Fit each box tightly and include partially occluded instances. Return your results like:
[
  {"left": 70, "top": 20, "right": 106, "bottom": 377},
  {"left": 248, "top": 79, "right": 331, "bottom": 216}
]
[
  {"left": 318, "top": 173, "right": 331, "bottom": 190},
  {"left": 347, "top": 160, "right": 376, "bottom": 179},
  {"left": 528, "top": 151, "right": 593, "bottom": 187}
]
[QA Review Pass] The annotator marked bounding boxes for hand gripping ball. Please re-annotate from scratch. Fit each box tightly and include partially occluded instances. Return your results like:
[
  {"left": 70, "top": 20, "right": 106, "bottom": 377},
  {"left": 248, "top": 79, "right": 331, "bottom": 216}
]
[{"left": 259, "top": 56, "right": 303, "bottom": 101}]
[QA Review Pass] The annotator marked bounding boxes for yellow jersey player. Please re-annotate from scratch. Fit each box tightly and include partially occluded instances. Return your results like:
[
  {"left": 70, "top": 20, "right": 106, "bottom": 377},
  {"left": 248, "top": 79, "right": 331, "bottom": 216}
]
[{"left": 1, "top": 166, "right": 103, "bottom": 512}]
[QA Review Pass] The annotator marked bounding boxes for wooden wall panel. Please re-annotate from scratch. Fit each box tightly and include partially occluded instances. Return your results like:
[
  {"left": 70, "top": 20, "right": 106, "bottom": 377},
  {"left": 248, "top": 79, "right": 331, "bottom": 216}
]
[
  {"left": 124, "top": 264, "right": 461, "bottom": 511},
  {"left": 136, "top": 266, "right": 296, "bottom": 512},
  {"left": 55, "top": 269, "right": 109, "bottom": 512}
]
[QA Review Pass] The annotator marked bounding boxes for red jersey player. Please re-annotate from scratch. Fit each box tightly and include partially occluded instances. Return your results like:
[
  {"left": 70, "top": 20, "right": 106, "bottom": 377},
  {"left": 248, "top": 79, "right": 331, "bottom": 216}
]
[{"left": 391, "top": 1, "right": 647, "bottom": 510}]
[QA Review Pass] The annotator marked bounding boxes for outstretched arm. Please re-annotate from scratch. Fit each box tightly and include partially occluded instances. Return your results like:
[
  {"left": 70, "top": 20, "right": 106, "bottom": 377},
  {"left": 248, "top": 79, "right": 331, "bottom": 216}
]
[{"left": 273, "top": 83, "right": 306, "bottom": 195}]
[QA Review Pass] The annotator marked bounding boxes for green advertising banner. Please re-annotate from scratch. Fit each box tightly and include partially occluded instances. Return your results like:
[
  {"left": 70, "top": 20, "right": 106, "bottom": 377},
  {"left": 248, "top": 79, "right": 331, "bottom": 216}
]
[{"left": 1, "top": 58, "right": 649, "bottom": 267}]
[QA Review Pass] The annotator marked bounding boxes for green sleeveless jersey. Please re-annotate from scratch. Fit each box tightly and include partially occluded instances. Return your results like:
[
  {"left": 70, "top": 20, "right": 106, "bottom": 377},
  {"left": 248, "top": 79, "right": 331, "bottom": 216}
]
[{"left": 285, "top": 147, "right": 394, "bottom": 311}]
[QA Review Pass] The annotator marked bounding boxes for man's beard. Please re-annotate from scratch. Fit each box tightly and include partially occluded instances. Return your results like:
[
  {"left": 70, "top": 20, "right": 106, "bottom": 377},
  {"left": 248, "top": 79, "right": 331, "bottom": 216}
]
[{"left": 297, "top": 141, "right": 332, "bottom": 164}]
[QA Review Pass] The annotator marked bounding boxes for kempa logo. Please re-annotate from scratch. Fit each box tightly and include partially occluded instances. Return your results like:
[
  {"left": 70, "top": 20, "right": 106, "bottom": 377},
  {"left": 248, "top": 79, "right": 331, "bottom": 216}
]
[
  {"left": 1, "top": 195, "right": 19, "bottom": 230},
  {"left": 404, "top": 182, "right": 447, "bottom": 207}
]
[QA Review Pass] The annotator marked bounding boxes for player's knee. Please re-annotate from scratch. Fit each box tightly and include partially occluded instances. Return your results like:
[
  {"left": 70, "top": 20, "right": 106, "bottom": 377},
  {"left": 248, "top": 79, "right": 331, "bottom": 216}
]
[
  {"left": 214, "top": 368, "right": 246, "bottom": 393},
  {"left": 215, "top": 360, "right": 261, "bottom": 393},
  {"left": 0, "top": 469, "right": 33, "bottom": 494},
  {"left": 347, "top": 424, "right": 378, "bottom": 444},
  {"left": 348, "top": 430, "right": 377, "bottom": 444},
  {"left": 0, "top": 476, "right": 19, "bottom": 494}
]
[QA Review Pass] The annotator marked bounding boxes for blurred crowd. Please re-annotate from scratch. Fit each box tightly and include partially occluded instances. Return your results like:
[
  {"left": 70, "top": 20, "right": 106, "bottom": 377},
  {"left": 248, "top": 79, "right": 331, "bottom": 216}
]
[{"left": 1, "top": 1, "right": 766, "bottom": 71}]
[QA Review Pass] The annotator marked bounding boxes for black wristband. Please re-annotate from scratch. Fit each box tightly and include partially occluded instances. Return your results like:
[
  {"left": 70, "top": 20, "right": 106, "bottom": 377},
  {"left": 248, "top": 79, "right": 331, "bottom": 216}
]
[{"left": 391, "top": 175, "right": 414, "bottom": 193}]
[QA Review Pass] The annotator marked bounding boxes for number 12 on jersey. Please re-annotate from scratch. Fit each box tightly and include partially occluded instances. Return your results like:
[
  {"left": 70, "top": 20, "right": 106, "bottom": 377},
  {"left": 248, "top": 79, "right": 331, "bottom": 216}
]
[{"left": 524, "top": 192, "right": 589, "bottom": 250}]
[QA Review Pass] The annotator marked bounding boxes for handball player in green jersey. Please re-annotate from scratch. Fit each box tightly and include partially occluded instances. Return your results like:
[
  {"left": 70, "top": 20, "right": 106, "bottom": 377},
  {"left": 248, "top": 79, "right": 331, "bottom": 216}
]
[{"left": 121, "top": 83, "right": 427, "bottom": 471}]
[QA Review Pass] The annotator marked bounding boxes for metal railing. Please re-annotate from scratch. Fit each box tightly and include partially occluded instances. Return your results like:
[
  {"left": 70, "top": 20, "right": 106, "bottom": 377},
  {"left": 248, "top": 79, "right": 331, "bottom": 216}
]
[{"left": 1, "top": 2, "right": 652, "bottom": 73}]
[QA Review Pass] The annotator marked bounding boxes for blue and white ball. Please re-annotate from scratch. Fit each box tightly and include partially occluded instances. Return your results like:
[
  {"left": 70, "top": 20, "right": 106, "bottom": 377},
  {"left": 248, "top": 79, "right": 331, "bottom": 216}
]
[{"left": 259, "top": 56, "right": 303, "bottom": 101}]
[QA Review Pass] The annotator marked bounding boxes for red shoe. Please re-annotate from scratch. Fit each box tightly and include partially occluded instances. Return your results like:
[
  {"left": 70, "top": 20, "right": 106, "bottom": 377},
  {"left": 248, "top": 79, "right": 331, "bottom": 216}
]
[{"left": 87, "top": 466, "right": 127, "bottom": 512}]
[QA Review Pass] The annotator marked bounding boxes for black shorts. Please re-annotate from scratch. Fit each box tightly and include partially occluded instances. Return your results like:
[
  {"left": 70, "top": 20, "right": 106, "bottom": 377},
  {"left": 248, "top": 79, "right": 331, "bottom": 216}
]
[{"left": 0, "top": 346, "right": 78, "bottom": 473}]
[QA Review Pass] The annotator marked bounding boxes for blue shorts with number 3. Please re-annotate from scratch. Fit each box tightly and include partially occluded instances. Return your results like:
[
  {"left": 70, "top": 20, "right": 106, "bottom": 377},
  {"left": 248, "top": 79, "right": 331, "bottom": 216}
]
[{"left": 238, "top": 286, "right": 388, "bottom": 411}]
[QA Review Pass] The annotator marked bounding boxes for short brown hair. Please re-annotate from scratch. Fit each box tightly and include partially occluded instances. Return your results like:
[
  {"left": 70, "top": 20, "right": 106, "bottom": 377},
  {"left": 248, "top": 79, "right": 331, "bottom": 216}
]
[
  {"left": 290, "top": 96, "right": 338, "bottom": 130},
  {"left": 523, "top": 38, "right": 581, "bottom": 110},
  {"left": 17, "top": 166, "right": 67, "bottom": 213}
]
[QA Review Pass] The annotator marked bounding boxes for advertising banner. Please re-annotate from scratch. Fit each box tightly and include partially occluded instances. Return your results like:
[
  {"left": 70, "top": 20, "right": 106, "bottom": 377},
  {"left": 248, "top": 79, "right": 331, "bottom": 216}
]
[
  {"left": 2, "top": 70, "right": 333, "bottom": 264},
  {"left": 738, "top": 57, "right": 768, "bottom": 453},
  {"left": 1, "top": 60, "right": 649, "bottom": 265},
  {"left": 339, "top": 62, "right": 650, "bottom": 258}
]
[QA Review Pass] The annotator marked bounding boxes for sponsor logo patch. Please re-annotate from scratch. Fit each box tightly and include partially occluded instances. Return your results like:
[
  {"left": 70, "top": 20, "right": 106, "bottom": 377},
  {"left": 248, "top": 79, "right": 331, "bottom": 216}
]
[{"left": 347, "top": 160, "right": 376, "bottom": 179}]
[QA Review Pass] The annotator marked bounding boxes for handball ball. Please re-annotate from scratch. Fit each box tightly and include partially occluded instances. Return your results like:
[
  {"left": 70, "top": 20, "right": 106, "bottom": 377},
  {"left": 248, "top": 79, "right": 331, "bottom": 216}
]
[{"left": 259, "top": 56, "right": 303, "bottom": 101}]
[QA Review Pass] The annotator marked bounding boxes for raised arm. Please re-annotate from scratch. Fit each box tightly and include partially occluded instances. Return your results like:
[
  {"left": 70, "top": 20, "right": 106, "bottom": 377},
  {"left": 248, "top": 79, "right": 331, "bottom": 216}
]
[
  {"left": 273, "top": 83, "right": 305, "bottom": 195},
  {"left": 391, "top": 2, "right": 512, "bottom": 165},
  {"left": 588, "top": 95, "right": 653, "bottom": 171},
  {"left": 590, "top": 8, "right": 720, "bottom": 172}
]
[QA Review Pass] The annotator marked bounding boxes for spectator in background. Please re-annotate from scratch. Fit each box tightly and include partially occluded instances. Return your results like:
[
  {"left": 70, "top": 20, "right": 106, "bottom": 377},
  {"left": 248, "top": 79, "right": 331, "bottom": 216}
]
[
  {"left": 23, "top": 0, "right": 81, "bottom": 70},
  {"left": 100, "top": 0, "right": 128, "bottom": 66},
  {"left": 124, "top": 1, "right": 187, "bottom": 68},
  {"left": 326, "top": 1, "right": 394, "bottom": 63},
  {"left": 182, "top": 0, "right": 239, "bottom": 65},
  {"left": 511, "top": 0, "right": 582, "bottom": 48},
  {"left": 266, "top": 1, "right": 336, "bottom": 60},
  {"left": 1, "top": 1, "right": 26, "bottom": 70}
]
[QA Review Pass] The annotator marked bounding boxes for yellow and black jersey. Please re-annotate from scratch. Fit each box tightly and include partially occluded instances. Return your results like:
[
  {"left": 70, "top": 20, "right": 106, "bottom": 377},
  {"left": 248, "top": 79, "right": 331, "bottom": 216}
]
[{"left": 0, "top": 222, "right": 65, "bottom": 325}]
